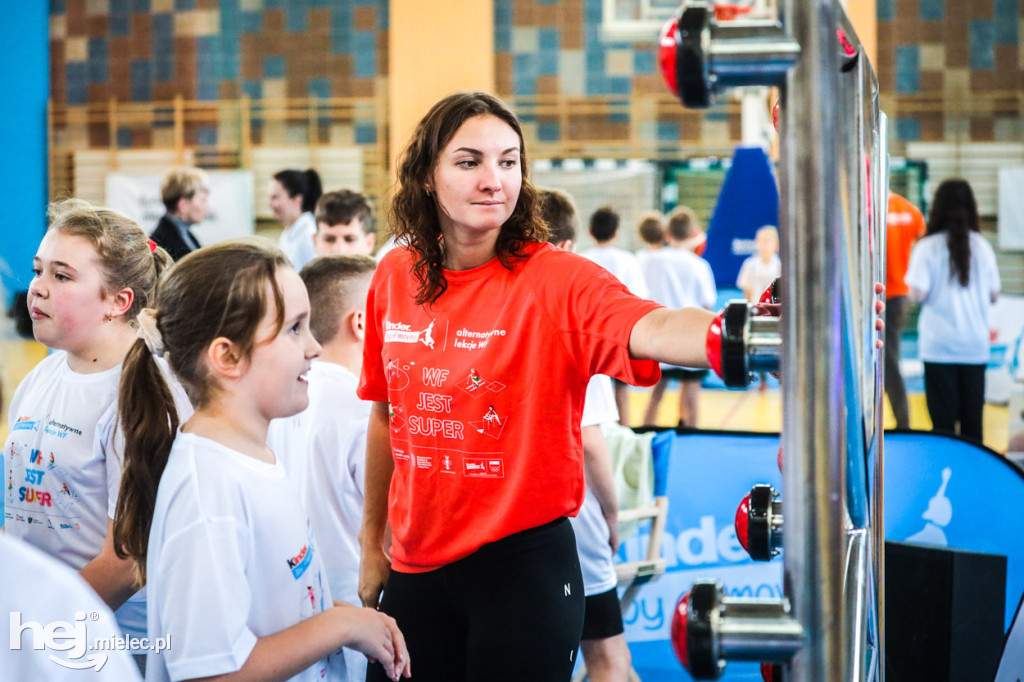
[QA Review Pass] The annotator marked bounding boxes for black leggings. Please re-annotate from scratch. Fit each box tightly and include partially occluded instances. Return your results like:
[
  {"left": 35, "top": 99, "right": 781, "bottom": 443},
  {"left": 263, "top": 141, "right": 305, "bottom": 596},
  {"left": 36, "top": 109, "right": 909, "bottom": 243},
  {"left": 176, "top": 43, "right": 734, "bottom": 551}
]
[
  {"left": 367, "top": 518, "right": 585, "bottom": 682},
  {"left": 884, "top": 295, "right": 910, "bottom": 429},
  {"left": 923, "top": 361, "right": 986, "bottom": 442}
]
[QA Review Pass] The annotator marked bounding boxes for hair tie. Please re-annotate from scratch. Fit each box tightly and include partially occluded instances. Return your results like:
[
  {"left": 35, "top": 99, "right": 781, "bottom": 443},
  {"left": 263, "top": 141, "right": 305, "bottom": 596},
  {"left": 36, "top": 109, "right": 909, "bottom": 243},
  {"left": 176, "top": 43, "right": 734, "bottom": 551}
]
[
  {"left": 148, "top": 239, "right": 157, "bottom": 253},
  {"left": 136, "top": 308, "right": 166, "bottom": 358}
]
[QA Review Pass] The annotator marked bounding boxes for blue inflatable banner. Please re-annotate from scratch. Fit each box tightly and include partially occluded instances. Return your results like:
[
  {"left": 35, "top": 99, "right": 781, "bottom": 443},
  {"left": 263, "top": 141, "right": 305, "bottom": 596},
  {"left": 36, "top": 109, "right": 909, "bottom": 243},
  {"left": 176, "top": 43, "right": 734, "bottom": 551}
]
[
  {"left": 702, "top": 146, "right": 780, "bottom": 290},
  {"left": 619, "top": 431, "right": 782, "bottom": 681},
  {"left": 621, "top": 429, "right": 1024, "bottom": 681}
]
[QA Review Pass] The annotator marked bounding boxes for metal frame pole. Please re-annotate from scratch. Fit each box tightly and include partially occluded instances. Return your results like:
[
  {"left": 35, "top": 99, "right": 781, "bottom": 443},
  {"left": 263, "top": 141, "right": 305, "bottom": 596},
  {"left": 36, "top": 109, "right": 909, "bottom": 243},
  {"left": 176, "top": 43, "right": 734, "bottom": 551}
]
[{"left": 779, "top": 1, "right": 848, "bottom": 680}]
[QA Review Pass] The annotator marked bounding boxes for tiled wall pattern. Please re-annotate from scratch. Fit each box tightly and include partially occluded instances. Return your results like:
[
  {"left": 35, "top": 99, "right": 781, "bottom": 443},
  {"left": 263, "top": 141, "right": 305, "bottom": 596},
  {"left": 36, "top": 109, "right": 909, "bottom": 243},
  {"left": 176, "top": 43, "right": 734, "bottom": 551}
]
[
  {"left": 876, "top": 0, "right": 1024, "bottom": 142},
  {"left": 50, "top": 1, "right": 1023, "bottom": 150},
  {"left": 493, "top": 0, "right": 742, "bottom": 150},
  {"left": 50, "top": 0, "right": 387, "bottom": 148}
]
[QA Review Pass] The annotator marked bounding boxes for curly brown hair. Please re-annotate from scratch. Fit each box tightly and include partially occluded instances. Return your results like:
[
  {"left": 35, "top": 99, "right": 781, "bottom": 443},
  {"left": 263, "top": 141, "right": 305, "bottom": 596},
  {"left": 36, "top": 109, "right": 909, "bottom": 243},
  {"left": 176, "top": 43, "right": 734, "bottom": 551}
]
[{"left": 390, "top": 92, "right": 548, "bottom": 305}]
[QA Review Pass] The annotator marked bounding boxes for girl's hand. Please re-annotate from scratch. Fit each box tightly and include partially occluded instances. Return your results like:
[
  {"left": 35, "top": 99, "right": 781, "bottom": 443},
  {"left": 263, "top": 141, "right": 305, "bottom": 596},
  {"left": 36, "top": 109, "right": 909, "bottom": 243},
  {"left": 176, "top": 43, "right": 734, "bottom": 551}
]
[{"left": 333, "top": 604, "right": 411, "bottom": 680}]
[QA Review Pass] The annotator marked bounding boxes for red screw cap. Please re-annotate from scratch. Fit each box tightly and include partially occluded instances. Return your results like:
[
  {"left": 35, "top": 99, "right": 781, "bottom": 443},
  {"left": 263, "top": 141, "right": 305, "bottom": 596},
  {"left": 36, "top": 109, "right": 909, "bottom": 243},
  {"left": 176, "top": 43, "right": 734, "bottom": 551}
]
[
  {"left": 761, "top": 662, "right": 781, "bottom": 681},
  {"left": 705, "top": 309, "right": 725, "bottom": 379},
  {"left": 671, "top": 591, "right": 691, "bottom": 670},
  {"left": 735, "top": 493, "right": 751, "bottom": 552},
  {"left": 658, "top": 18, "right": 680, "bottom": 97}
]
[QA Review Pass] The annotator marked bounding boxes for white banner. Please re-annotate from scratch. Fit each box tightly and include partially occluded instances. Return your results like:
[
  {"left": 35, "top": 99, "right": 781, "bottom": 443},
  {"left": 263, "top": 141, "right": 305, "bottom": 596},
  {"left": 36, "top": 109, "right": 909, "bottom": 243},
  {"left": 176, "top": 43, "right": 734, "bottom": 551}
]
[
  {"left": 105, "top": 170, "right": 255, "bottom": 247},
  {"left": 986, "top": 294, "right": 1024, "bottom": 404},
  {"left": 998, "top": 167, "right": 1024, "bottom": 251}
]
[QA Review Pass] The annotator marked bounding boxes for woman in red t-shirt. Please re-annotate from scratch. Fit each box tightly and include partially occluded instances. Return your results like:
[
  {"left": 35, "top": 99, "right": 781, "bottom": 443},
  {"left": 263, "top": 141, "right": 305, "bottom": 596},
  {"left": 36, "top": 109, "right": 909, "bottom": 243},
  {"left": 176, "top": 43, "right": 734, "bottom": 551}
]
[{"left": 356, "top": 92, "right": 718, "bottom": 682}]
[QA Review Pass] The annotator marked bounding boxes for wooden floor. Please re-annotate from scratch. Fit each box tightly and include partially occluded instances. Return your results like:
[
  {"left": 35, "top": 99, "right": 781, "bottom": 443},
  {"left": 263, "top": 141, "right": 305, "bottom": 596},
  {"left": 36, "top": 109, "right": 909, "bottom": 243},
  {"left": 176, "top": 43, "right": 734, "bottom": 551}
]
[
  {"left": 1, "top": 334, "right": 1011, "bottom": 452},
  {"left": 629, "top": 384, "right": 1009, "bottom": 453}
]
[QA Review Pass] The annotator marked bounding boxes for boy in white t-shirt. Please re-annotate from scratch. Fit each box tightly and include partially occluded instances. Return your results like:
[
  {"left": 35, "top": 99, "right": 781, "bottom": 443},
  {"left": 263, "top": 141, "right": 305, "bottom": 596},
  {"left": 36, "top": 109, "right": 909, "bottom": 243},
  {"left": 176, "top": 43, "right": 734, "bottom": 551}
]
[
  {"left": 268, "top": 253, "right": 378, "bottom": 682},
  {"left": 641, "top": 207, "right": 718, "bottom": 426},
  {"left": 736, "top": 225, "right": 781, "bottom": 390},
  {"left": 580, "top": 206, "right": 649, "bottom": 426},
  {"left": 635, "top": 211, "right": 667, "bottom": 272},
  {"left": 540, "top": 188, "right": 631, "bottom": 680},
  {"left": 736, "top": 225, "right": 781, "bottom": 303}
]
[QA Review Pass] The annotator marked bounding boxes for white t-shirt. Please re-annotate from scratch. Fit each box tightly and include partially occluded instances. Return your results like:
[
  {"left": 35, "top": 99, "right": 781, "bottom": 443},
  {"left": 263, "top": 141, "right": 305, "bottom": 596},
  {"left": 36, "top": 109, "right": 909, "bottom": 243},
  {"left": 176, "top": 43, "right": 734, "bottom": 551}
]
[
  {"left": 268, "top": 360, "right": 368, "bottom": 606},
  {"left": 905, "top": 231, "right": 1001, "bottom": 364},
  {"left": 736, "top": 253, "right": 781, "bottom": 301},
  {"left": 145, "top": 432, "right": 345, "bottom": 682},
  {"left": 268, "top": 361, "right": 369, "bottom": 682},
  {"left": 4, "top": 352, "right": 122, "bottom": 567},
  {"left": 279, "top": 211, "right": 317, "bottom": 269},
  {"left": 570, "top": 375, "right": 620, "bottom": 597},
  {"left": 4, "top": 351, "right": 192, "bottom": 639},
  {"left": 635, "top": 247, "right": 662, "bottom": 274},
  {"left": 1, "top": 534, "right": 142, "bottom": 681},
  {"left": 642, "top": 247, "right": 717, "bottom": 369},
  {"left": 580, "top": 245, "right": 649, "bottom": 298},
  {"left": 642, "top": 246, "right": 717, "bottom": 311}
]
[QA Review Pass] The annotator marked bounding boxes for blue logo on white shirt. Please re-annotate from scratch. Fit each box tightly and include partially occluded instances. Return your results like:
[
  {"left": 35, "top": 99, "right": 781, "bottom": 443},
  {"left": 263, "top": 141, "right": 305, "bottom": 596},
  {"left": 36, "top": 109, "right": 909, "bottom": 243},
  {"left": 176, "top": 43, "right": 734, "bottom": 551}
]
[{"left": 287, "top": 543, "right": 314, "bottom": 580}]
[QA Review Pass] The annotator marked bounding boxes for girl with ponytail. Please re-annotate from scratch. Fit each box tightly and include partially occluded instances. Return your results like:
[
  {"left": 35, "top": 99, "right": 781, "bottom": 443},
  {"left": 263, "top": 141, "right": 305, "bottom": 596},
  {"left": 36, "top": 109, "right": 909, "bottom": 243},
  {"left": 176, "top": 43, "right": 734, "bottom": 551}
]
[
  {"left": 3, "top": 198, "right": 174, "bottom": 642},
  {"left": 906, "top": 178, "right": 1001, "bottom": 440},
  {"left": 113, "top": 238, "right": 409, "bottom": 682},
  {"left": 270, "top": 168, "right": 323, "bottom": 269}
]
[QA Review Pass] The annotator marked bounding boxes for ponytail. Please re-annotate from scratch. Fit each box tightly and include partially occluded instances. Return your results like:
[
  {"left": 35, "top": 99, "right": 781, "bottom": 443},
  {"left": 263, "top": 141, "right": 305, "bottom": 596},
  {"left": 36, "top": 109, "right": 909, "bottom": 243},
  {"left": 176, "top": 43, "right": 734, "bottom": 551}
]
[
  {"left": 113, "top": 339, "right": 179, "bottom": 585},
  {"left": 302, "top": 169, "right": 323, "bottom": 213},
  {"left": 273, "top": 168, "right": 323, "bottom": 214},
  {"left": 111, "top": 238, "right": 292, "bottom": 584}
]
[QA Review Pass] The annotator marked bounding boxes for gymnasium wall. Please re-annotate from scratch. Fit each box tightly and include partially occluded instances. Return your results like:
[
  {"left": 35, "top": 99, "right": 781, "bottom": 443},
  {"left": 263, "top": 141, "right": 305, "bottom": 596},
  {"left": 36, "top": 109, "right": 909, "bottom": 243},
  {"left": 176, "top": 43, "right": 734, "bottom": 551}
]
[
  {"left": 492, "top": 0, "right": 742, "bottom": 150},
  {"left": 49, "top": 0, "right": 388, "bottom": 148},
  {"left": 49, "top": 1, "right": 1024, "bottom": 153},
  {"left": 876, "top": 0, "right": 1024, "bottom": 143}
]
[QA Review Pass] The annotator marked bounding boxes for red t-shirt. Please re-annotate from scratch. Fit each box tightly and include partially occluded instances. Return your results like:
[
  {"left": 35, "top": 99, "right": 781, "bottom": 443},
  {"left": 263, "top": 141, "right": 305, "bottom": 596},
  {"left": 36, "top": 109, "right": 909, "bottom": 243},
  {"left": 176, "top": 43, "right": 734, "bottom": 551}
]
[
  {"left": 886, "top": 192, "right": 926, "bottom": 297},
  {"left": 358, "top": 241, "right": 663, "bottom": 572}
]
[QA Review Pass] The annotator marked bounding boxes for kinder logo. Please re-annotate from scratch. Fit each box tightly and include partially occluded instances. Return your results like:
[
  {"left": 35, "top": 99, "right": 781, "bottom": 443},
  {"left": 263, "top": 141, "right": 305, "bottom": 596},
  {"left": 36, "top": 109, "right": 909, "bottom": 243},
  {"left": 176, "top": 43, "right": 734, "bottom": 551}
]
[
  {"left": 12, "top": 417, "right": 38, "bottom": 432},
  {"left": 384, "top": 320, "right": 435, "bottom": 349},
  {"left": 620, "top": 514, "right": 748, "bottom": 569},
  {"left": 287, "top": 543, "right": 314, "bottom": 580}
]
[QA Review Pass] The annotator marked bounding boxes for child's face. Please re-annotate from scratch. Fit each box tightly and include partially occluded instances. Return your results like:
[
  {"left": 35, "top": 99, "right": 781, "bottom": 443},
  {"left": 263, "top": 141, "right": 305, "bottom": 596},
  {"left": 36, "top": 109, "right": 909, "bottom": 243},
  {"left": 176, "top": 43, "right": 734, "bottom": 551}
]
[
  {"left": 756, "top": 231, "right": 778, "bottom": 259},
  {"left": 243, "top": 268, "right": 321, "bottom": 421},
  {"left": 313, "top": 219, "right": 375, "bottom": 257},
  {"left": 28, "top": 231, "right": 116, "bottom": 354}
]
